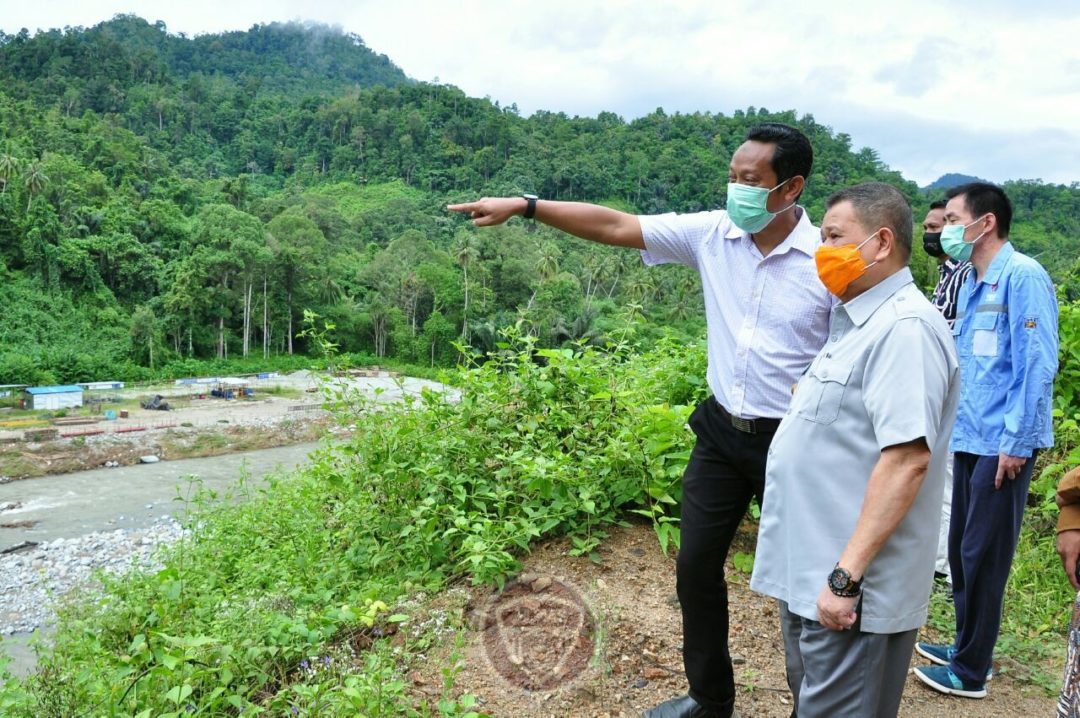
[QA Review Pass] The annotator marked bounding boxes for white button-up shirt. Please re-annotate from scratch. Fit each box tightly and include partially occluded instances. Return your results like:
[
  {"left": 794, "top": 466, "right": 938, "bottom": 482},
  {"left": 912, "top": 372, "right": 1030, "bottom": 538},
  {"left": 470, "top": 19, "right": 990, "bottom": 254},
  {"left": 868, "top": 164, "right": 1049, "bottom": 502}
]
[{"left": 640, "top": 208, "right": 832, "bottom": 419}]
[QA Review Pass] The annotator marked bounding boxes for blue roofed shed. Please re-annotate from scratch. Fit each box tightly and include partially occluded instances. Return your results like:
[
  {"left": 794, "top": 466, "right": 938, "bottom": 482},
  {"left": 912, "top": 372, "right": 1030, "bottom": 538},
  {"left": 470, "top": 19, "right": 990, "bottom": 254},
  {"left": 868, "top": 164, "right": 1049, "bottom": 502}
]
[{"left": 23, "top": 385, "right": 84, "bottom": 411}]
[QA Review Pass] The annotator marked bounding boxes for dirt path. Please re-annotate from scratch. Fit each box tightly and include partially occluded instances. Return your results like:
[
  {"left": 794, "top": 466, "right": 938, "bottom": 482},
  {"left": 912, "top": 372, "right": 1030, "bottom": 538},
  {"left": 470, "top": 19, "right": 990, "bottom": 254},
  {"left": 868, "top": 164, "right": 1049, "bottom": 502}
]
[{"left": 405, "top": 521, "right": 1059, "bottom": 717}]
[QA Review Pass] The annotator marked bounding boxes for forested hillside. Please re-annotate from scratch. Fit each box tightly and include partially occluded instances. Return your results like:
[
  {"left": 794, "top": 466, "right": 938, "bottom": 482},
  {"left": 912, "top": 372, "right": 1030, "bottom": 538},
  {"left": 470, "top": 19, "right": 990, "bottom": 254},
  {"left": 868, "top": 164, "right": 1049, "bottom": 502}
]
[{"left": 1, "top": 16, "right": 1078, "bottom": 385}]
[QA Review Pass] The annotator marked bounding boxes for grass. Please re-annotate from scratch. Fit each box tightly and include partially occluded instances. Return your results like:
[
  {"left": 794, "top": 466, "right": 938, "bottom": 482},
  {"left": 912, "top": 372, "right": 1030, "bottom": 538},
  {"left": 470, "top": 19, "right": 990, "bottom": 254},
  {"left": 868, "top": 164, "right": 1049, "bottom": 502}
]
[
  {"left": 0, "top": 418, "right": 48, "bottom": 429},
  {"left": 0, "top": 449, "right": 43, "bottom": 479},
  {"left": 157, "top": 421, "right": 329, "bottom": 460}
]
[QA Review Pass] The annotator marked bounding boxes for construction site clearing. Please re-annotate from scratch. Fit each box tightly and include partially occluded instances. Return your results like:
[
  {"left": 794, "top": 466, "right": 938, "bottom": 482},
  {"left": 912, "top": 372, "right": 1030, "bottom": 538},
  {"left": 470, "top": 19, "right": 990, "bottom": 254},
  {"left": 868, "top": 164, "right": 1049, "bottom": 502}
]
[{"left": 0, "top": 369, "right": 454, "bottom": 482}]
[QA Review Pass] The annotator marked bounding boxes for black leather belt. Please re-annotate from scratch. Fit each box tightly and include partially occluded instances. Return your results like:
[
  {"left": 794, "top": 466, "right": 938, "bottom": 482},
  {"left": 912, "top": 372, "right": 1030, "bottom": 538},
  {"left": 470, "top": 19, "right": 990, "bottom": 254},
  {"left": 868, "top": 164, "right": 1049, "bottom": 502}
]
[{"left": 715, "top": 399, "right": 781, "bottom": 435}]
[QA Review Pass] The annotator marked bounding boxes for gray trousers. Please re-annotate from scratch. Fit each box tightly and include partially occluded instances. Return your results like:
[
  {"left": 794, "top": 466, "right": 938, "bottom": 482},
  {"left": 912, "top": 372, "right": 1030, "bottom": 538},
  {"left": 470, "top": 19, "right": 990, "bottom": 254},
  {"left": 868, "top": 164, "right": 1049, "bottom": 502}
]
[{"left": 779, "top": 601, "right": 916, "bottom": 718}]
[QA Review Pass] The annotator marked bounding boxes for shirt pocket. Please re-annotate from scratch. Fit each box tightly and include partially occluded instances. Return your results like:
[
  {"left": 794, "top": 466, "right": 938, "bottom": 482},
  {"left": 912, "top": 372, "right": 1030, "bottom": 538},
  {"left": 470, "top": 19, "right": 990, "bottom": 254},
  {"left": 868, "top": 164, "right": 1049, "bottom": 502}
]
[
  {"left": 795, "top": 359, "right": 854, "bottom": 425},
  {"left": 971, "top": 312, "right": 1000, "bottom": 357}
]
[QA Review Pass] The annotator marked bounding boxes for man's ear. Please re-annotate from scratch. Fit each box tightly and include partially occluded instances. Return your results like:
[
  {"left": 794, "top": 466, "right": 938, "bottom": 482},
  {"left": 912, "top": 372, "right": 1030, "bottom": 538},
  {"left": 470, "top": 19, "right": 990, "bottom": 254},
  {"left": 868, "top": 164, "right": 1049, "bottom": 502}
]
[
  {"left": 783, "top": 176, "right": 805, "bottom": 202},
  {"left": 982, "top": 212, "right": 998, "bottom": 238},
  {"left": 875, "top": 227, "right": 896, "bottom": 262}
]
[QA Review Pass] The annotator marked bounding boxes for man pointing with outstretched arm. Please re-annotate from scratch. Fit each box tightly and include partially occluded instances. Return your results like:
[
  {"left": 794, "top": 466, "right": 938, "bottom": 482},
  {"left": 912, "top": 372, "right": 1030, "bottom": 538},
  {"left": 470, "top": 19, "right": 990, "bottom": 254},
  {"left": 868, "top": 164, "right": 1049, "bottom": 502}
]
[{"left": 450, "top": 123, "right": 832, "bottom": 718}]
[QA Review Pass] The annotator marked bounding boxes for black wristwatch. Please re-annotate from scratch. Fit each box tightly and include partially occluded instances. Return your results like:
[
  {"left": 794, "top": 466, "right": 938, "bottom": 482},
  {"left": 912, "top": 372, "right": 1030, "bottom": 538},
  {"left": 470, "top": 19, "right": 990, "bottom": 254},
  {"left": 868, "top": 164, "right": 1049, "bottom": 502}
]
[
  {"left": 522, "top": 193, "right": 538, "bottom": 220},
  {"left": 827, "top": 564, "right": 863, "bottom": 598}
]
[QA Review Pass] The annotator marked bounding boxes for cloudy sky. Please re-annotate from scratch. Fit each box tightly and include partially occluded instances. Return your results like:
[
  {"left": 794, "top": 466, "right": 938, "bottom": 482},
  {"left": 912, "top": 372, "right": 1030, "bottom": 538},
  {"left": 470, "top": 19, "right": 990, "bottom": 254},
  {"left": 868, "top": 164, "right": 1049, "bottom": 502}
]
[{"left": 2, "top": 0, "right": 1078, "bottom": 186}]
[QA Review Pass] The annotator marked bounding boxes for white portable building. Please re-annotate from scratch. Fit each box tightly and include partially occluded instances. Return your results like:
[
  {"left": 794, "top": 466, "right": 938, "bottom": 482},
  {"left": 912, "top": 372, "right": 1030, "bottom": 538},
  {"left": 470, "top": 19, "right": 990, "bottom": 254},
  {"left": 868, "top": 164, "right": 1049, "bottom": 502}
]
[{"left": 23, "top": 385, "right": 84, "bottom": 411}]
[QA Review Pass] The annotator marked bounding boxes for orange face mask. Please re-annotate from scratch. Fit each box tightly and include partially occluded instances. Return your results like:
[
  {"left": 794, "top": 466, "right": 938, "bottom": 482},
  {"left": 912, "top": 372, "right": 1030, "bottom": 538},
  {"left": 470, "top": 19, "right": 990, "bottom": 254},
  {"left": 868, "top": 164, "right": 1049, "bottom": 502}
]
[{"left": 815, "top": 231, "right": 880, "bottom": 297}]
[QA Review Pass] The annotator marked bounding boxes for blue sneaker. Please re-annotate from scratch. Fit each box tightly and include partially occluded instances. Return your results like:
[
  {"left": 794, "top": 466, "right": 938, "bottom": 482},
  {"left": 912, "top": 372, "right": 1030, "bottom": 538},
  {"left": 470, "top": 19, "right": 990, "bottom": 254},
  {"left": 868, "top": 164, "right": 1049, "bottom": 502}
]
[
  {"left": 914, "top": 642, "right": 954, "bottom": 665},
  {"left": 915, "top": 642, "right": 993, "bottom": 680},
  {"left": 913, "top": 664, "right": 987, "bottom": 699}
]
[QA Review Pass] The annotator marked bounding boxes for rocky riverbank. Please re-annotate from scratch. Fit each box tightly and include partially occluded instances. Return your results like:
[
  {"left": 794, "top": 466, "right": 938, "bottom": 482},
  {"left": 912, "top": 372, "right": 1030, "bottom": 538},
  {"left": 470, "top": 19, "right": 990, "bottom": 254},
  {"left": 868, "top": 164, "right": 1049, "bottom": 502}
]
[{"left": 1, "top": 518, "right": 187, "bottom": 635}]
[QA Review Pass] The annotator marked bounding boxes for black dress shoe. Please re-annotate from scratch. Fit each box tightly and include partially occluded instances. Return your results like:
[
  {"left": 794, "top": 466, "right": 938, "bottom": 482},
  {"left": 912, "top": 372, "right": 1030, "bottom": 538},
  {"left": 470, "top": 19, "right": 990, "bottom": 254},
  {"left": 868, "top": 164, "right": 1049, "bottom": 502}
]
[{"left": 641, "top": 694, "right": 735, "bottom": 718}]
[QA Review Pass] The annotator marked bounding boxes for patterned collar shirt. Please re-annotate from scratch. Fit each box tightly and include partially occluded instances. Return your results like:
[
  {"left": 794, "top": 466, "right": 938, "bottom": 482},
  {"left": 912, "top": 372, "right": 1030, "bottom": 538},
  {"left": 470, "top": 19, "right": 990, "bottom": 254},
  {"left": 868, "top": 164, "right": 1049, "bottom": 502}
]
[
  {"left": 750, "top": 268, "right": 960, "bottom": 632},
  {"left": 949, "top": 242, "right": 1059, "bottom": 457},
  {"left": 639, "top": 207, "right": 832, "bottom": 420},
  {"left": 931, "top": 258, "right": 974, "bottom": 328}
]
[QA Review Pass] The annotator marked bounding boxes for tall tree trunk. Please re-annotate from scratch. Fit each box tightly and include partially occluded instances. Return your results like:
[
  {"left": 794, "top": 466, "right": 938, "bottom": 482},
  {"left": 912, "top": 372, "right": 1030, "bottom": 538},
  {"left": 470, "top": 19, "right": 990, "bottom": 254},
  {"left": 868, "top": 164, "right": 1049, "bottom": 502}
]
[
  {"left": 287, "top": 289, "right": 294, "bottom": 355},
  {"left": 374, "top": 315, "right": 386, "bottom": 358},
  {"left": 262, "top": 275, "right": 268, "bottom": 359},
  {"left": 461, "top": 264, "right": 470, "bottom": 344},
  {"left": 242, "top": 280, "right": 252, "bottom": 357},
  {"left": 606, "top": 273, "right": 621, "bottom": 299}
]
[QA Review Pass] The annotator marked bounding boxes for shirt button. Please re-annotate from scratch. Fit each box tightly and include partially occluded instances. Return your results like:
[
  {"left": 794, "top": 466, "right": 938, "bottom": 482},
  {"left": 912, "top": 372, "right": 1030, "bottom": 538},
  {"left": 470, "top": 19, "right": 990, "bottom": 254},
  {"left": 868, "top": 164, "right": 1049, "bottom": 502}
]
[{"left": 830, "top": 335, "right": 839, "bottom": 342}]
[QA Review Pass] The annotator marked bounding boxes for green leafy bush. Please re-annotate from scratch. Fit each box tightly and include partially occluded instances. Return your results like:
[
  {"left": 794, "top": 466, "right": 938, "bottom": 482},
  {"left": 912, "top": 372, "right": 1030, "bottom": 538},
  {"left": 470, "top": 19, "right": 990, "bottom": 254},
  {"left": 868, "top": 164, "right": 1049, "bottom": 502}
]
[{"left": 0, "top": 327, "right": 705, "bottom": 715}]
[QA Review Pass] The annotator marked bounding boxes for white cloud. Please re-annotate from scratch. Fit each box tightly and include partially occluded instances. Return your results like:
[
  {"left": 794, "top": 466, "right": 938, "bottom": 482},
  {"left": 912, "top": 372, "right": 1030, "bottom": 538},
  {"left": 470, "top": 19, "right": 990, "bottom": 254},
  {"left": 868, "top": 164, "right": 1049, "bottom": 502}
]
[{"left": 1, "top": 0, "right": 1077, "bottom": 184}]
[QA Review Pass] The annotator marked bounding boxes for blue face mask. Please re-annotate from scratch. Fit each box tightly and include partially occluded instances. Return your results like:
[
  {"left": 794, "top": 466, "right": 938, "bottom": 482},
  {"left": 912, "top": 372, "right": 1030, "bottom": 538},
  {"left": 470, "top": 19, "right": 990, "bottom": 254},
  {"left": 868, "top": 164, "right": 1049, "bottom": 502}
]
[
  {"left": 726, "top": 179, "right": 795, "bottom": 233},
  {"left": 940, "top": 215, "right": 988, "bottom": 262}
]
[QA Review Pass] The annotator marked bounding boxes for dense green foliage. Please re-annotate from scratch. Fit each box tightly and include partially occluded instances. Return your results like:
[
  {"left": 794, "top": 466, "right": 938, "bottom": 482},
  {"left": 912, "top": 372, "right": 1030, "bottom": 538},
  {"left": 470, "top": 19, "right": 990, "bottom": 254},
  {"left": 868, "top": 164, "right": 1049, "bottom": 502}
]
[
  {"left": 2, "top": 17, "right": 1076, "bottom": 386},
  {"left": 0, "top": 329, "right": 707, "bottom": 716}
]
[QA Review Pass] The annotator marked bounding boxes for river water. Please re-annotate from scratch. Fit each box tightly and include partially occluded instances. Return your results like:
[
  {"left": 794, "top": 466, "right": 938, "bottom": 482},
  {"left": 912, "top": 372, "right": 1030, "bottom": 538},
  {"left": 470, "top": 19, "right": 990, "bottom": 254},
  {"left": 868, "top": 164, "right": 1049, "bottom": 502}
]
[{"left": 0, "top": 442, "right": 319, "bottom": 677}]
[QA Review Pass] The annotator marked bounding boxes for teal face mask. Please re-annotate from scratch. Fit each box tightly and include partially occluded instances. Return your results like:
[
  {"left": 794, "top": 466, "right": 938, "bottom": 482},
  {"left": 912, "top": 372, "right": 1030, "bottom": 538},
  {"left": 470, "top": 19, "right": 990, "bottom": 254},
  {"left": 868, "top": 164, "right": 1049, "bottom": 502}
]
[
  {"left": 726, "top": 179, "right": 794, "bottom": 233},
  {"left": 940, "top": 215, "right": 988, "bottom": 262}
]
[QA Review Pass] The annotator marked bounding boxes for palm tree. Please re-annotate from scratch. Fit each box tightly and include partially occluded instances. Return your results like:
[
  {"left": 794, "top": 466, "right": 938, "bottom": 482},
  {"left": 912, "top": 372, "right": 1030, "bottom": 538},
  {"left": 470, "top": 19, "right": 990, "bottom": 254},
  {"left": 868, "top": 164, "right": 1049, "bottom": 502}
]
[
  {"left": 454, "top": 235, "right": 479, "bottom": 344},
  {"left": 627, "top": 271, "right": 657, "bottom": 304},
  {"left": 0, "top": 149, "right": 19, "bottom": 195},
  {"left": 23, "top": 161, "right": 49, "bottom": 212},
  {"left": 316, "top": 275, "right": 344, "bottom": 306},
  {"left": 535, "top": 243, "right": 561, "bottom": 281},
  {"left": 526, "top": 243, "right": 563, "bottom": 310},
  {"left": 580, "top": 252, "right": 604, "bottom": 306}
]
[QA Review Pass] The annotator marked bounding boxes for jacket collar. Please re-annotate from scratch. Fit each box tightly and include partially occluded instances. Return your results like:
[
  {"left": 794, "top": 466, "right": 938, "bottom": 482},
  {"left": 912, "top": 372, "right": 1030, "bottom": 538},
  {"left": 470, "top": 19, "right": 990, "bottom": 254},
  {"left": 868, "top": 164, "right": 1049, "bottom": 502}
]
[{"left": 979, "top": 241, "right": 1014, "bottom": 286}]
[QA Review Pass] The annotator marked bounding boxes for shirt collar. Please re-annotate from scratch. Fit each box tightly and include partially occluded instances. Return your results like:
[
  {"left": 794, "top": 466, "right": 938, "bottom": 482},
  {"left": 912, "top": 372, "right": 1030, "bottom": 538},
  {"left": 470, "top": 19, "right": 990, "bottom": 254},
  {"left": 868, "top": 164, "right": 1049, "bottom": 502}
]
[
  {"left": 724, "top": 206, "right": 818, "bottom": 257},
  {"left": 840, "top": 267, "right": 914, "bottom": 327},
  {"left": 979, "top": 241, "right": 1013, "bottom": 285}
]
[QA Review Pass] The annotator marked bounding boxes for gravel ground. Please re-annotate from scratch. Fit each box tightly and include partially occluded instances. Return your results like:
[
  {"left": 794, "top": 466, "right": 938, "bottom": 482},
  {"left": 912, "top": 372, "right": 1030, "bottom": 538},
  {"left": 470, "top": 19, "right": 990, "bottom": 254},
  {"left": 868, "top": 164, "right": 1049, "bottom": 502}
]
[{"left": 1, "top": 518, "right": 187, "bottom": 635}]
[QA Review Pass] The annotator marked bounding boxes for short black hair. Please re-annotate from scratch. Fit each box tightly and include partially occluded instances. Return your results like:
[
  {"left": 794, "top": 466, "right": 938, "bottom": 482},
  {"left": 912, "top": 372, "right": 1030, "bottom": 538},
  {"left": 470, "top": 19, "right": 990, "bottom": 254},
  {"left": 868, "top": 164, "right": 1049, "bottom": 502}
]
[
  {"left": 826, "top": 182, "right": 913, "bottom": 261},
  {"left": 928, "top": 200, "right": 947, "bottom": 211},
  {"left": 744, "top": 122, "right": 813, "bottom": 188},
  {"left": 945, "top": 182, "right": 1012, "bottom": 237}
]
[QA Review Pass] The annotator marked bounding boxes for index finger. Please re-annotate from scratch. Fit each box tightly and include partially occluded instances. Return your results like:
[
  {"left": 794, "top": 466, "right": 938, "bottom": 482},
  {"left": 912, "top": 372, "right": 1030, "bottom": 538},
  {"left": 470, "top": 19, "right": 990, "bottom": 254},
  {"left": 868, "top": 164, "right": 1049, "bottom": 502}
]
[{"left": 447, "top": 202, "right": 479, "bottom": 213}]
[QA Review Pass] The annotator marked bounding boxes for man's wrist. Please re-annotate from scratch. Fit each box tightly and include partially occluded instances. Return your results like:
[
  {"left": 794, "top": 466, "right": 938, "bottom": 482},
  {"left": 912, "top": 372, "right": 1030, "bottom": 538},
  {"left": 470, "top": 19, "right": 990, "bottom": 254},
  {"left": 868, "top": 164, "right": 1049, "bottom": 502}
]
[
  {"left": 522, "top": 193, "right": 538, "bottom": 219},
  {"left": 827, "top": 564, "right": 863, "bottom": 597}
]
